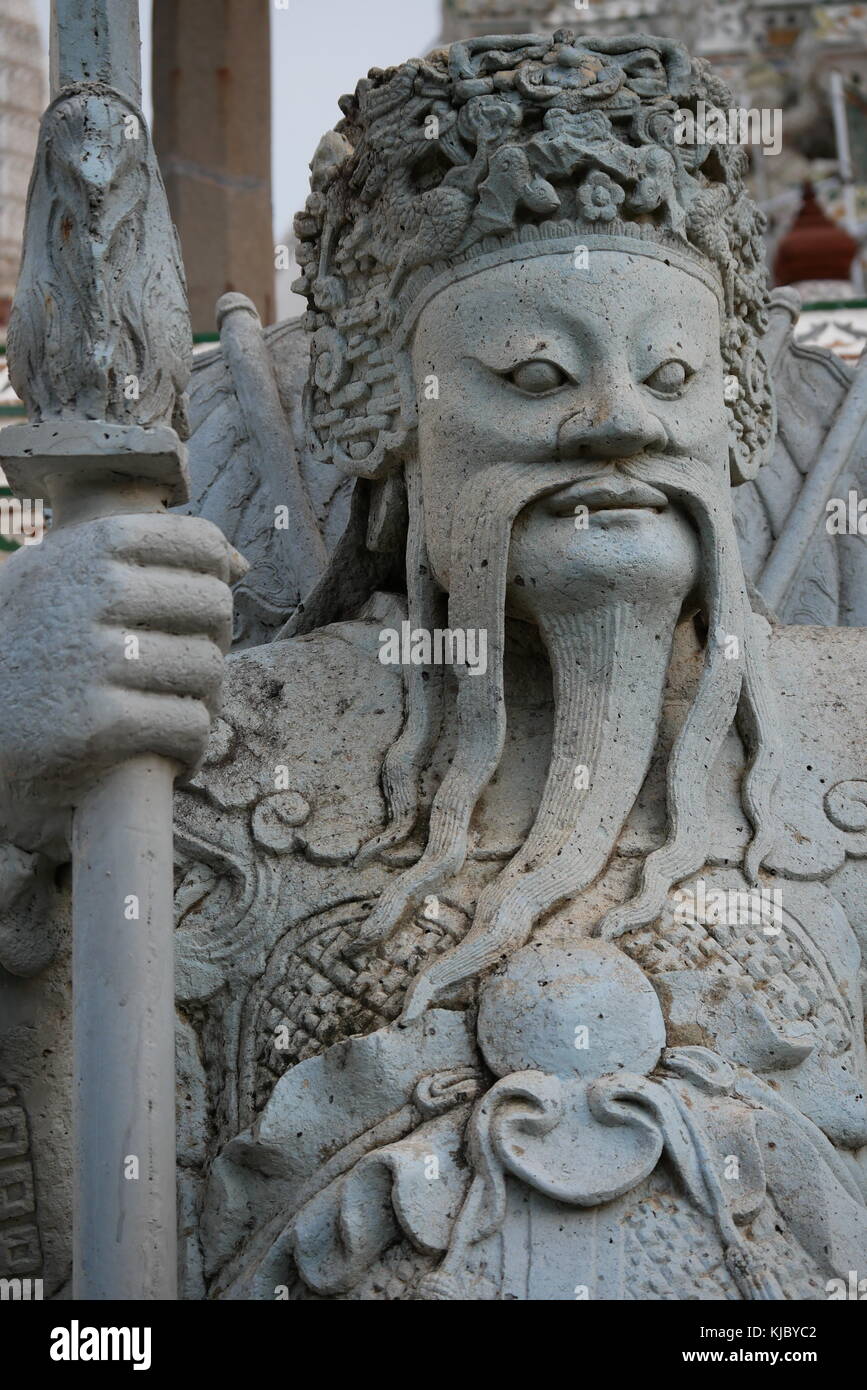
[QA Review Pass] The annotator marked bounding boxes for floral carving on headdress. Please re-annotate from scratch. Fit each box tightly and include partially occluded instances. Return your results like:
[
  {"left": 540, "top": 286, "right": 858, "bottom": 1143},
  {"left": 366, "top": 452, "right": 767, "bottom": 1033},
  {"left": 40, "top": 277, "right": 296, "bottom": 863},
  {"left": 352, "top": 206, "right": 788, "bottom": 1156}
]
[{"left": 577, "top": 169, "right": 625, "bottom": 221}]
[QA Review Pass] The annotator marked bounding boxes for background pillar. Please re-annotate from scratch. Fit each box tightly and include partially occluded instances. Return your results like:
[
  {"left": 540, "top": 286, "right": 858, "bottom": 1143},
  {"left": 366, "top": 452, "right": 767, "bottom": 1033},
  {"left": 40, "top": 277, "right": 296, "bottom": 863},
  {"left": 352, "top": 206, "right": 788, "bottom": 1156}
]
[{"left": 152, "top": 0, "right": 274, "bottom": 334}]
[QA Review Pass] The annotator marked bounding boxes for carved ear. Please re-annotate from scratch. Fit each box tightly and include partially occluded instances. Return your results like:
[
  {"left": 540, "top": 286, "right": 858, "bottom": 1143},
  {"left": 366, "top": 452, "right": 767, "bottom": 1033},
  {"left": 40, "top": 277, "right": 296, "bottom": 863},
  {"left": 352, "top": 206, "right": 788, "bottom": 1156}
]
[
  {"left": 729, "top": 292, "right": 799, "bottom": 487},
  {"left": 303, "top": 325, "right": 416, "bottom": 480},
  {"left": 728, "top": 342, "right": 777, "bottom": 487}
]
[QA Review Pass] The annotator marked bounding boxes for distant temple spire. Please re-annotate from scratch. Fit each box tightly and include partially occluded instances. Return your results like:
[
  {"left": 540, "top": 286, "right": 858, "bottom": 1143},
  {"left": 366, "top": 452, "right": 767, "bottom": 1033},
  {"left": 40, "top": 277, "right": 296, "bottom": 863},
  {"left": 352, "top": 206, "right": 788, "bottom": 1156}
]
[{"left": 774, "top": 182, "right": 858, "bottom": 289}]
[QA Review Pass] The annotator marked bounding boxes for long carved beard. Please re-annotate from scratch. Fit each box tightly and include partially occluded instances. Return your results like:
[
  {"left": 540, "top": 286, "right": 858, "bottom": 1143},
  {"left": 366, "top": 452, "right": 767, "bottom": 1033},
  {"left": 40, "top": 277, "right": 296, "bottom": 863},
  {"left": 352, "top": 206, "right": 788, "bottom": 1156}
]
[{"left": 353, "top": 455, "right": 781, "bottom": 1018}]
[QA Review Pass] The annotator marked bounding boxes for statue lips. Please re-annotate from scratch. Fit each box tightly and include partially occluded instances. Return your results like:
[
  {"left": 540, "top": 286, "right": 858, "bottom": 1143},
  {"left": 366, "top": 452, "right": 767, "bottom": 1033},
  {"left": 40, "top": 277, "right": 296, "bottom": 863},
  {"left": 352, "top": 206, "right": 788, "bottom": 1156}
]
[{"left": 541, "top": 474, "right": 670, "bottom": 517}]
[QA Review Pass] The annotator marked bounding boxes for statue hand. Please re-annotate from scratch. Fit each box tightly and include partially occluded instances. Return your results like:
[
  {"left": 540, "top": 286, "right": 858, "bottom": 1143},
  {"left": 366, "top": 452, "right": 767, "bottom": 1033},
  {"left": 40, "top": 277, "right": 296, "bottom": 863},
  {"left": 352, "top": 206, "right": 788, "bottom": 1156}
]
[{"left": 0, "top": 512, "right": 246, "bottom": 851}]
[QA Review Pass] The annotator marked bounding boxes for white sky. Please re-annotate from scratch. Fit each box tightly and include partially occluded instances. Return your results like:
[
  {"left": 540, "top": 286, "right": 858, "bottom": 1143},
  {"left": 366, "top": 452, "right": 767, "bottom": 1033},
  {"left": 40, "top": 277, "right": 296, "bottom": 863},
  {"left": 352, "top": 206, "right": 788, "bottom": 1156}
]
[{"left": 34, "top": 0, "right": 441, "bottom": 239}]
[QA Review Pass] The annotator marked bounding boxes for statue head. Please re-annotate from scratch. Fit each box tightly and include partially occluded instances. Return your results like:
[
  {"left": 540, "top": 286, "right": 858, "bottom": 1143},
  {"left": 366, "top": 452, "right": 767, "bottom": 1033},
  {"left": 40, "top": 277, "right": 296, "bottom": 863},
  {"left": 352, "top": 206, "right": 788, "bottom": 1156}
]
[
  {"left": 295, "top": 30, "right": 772, "bottom": 487},
  {"left": 291, "top": 32, "right": 781, "bottom": 1013}
]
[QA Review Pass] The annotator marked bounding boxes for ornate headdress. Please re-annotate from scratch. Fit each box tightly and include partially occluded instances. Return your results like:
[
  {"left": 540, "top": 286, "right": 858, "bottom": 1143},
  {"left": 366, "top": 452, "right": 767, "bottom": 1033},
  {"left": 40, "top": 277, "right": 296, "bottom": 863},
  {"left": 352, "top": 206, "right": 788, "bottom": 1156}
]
[{"left": 293, "top": 30, "right": 773, "bottom": 488}]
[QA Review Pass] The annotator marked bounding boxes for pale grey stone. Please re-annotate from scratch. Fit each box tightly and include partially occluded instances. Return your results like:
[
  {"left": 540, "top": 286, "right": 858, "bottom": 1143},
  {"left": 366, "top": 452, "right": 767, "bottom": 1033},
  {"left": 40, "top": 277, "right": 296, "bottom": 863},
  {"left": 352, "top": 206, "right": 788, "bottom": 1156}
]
[{"left": 1, "top": 29, "right": 866, "bottom": 1302}]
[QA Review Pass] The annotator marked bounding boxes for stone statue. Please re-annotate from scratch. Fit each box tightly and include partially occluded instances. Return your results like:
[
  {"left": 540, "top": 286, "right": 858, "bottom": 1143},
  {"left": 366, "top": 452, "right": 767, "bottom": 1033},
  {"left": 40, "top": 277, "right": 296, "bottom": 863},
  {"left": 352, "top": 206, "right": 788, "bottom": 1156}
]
[{"left": 1, "top": 30, "right": 867, "bottom": 1301}]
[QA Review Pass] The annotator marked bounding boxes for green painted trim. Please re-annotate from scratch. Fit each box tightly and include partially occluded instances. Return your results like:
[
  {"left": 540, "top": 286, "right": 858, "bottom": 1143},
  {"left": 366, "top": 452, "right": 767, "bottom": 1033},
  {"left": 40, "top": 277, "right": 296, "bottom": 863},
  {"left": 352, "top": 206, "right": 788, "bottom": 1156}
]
[
  {"left": 1, "top": 335, "right": 219, "bottom": 352},
  {"left": 800, "top": 299, "right": 867, "bottom": 311}
]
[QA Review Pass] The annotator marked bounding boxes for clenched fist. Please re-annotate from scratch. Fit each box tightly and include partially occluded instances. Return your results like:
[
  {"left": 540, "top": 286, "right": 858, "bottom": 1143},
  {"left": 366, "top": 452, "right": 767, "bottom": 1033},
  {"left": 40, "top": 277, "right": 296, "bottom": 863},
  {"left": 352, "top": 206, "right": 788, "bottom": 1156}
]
[{"left": 0, "top": 511, "right": 246, "bottom": 852}]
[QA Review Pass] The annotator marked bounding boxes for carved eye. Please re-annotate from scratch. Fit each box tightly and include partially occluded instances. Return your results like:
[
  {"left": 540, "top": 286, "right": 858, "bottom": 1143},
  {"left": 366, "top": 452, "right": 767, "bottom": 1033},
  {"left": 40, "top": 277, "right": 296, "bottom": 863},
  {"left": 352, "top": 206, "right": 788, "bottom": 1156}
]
[
  {"left": 643, "top": 359, "right": 692, "bottom": 397},
  {"left": 506, "top": 359, "right": 569, "bottom": 395}
]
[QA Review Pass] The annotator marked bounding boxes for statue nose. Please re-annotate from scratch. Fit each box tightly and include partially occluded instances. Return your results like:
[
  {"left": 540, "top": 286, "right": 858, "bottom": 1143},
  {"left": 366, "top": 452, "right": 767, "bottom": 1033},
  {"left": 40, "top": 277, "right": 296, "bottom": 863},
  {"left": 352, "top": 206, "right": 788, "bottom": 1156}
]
[{"left": 557, "top": 389, "right": 667, "bottom": 460}]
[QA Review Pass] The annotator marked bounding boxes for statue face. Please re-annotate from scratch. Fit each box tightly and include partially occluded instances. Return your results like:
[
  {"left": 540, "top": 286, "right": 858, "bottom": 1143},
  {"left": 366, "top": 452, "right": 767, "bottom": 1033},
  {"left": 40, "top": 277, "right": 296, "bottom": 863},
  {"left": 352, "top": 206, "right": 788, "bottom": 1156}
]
[{"left": 411, "top": 251, "right": 729, "bottom": 617}]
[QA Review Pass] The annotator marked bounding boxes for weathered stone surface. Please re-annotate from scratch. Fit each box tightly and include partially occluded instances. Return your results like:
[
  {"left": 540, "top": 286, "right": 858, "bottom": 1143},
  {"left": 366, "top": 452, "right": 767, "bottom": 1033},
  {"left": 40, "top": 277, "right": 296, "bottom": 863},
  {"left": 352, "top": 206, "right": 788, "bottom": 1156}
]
[{"left": 1, "top": 30, "right": 866, "bottom": 1300}]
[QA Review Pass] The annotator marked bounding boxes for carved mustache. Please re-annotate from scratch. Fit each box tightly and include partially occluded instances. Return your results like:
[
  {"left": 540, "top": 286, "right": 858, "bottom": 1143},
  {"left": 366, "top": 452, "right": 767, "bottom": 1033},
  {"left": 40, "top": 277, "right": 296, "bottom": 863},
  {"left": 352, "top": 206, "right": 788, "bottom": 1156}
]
[{"left": 514, "top": 453, "right": 727, "bottom": 524}]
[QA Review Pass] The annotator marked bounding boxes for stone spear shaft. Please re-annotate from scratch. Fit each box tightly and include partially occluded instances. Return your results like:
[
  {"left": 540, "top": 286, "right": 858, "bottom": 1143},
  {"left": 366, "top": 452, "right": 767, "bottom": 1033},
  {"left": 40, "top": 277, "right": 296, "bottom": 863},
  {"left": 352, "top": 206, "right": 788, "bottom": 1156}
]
[{"left": 2, "top": 0, "right": 194, "bottom": 1299}]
